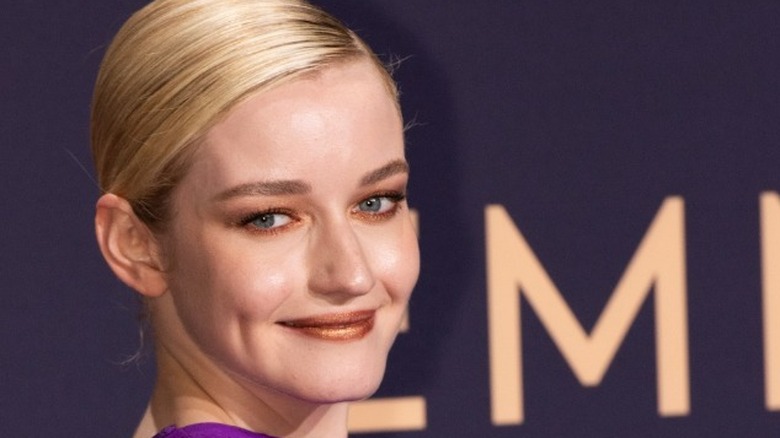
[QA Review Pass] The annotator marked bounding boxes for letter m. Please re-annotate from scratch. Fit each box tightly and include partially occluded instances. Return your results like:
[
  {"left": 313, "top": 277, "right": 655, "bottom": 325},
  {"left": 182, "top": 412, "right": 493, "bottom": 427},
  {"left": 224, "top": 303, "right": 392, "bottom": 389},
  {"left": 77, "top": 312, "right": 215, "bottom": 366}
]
[{"left": 486, "top": 197, "right": 689, "bottom": 425}]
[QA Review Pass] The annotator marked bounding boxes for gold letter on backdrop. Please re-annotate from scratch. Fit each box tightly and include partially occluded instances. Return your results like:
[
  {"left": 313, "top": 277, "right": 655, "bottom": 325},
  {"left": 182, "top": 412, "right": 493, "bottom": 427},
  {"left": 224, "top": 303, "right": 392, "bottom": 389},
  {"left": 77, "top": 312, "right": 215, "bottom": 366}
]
[
  {"left": 760, "top": 192, "right": 780, "bottom": 410},
  {"left": 486, "top": 197, "right": 689, "bottom": 425}
]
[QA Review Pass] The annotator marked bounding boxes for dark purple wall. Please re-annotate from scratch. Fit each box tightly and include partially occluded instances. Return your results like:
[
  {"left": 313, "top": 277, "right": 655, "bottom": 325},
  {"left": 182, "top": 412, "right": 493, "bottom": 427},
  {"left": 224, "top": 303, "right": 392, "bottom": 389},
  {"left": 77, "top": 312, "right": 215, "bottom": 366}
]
[{"left": 3, "top": 1, "right": 780, "bottom": 436}]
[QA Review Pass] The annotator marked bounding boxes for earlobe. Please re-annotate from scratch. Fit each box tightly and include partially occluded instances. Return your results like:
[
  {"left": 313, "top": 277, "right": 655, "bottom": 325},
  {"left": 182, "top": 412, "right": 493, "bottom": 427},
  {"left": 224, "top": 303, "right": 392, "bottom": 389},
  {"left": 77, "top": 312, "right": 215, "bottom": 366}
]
[{"left": 95, "top": 193, "right": 168, "bottom": 297}]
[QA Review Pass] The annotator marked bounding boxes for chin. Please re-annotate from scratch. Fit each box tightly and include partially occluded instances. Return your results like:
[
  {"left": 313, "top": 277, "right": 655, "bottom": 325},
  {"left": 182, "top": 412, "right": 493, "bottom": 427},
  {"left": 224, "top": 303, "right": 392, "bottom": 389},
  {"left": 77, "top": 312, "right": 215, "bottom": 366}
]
[{"left": 292, "top": 363, "right": 387, "bottom": 404}]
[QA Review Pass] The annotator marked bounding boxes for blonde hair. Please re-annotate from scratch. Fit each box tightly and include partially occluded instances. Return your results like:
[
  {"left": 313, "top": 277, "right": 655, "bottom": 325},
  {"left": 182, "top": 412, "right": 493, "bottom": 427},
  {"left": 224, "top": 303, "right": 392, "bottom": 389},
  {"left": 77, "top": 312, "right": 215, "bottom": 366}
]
[{"left": 91, "top": 0, "right": 397, "bottom": 230}]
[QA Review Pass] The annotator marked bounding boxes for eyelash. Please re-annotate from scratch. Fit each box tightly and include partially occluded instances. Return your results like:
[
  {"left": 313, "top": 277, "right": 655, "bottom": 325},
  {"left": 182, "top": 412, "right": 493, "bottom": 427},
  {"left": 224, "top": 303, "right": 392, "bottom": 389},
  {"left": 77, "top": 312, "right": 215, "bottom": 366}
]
[
  {"left": 236, "top": 191, "right": 407, "bottom": 234},
  {"left": 237, "top": 208, "right": 296, "bottom": 235},
  {"left": 352, "top": 192, "right": 406, "bottom": 221}
]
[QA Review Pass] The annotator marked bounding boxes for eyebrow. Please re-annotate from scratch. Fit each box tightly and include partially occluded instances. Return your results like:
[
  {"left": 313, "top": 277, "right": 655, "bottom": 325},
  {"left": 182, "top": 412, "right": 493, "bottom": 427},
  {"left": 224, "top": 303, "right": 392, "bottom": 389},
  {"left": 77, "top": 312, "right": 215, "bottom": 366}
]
[
  {"left": 360, "top": 159, "right": 409, "bottom": 186},
  {"left": 214, "top": 180, "right": 311, "bottom": 201},
  {"left": 214, "top": 159, "right": 409, "bottom": 202}
]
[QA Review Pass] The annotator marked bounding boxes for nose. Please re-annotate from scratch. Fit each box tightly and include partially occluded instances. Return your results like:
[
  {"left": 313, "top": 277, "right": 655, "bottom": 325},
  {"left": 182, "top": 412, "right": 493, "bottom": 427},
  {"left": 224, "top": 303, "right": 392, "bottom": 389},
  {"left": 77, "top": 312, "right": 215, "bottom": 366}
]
[{"left": 307, "top": 220, "right": 375, "bottom": 301}]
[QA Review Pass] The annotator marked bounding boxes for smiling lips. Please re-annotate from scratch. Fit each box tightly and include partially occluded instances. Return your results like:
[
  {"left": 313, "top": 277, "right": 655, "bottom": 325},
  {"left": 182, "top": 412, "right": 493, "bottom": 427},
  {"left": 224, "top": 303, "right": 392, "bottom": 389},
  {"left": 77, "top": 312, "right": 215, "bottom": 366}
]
[{"left": 279, "top": 310, "right": 375, "bottom": 341}]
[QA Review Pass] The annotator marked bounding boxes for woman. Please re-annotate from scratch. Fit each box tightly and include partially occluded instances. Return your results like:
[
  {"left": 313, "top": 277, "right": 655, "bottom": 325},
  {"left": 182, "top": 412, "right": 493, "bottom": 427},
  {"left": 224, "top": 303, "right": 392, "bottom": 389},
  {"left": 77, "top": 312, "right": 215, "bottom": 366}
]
[{"left": 91, "top": 1, "right": 419, "bottom": 437}]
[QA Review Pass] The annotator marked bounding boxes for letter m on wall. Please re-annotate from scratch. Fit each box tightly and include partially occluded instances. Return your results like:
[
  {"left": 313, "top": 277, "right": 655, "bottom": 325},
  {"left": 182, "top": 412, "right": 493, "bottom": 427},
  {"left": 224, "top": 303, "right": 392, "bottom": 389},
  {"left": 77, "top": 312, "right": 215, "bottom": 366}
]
[{"left": 486, "top": 197, "right": 690, "bottom": 425}]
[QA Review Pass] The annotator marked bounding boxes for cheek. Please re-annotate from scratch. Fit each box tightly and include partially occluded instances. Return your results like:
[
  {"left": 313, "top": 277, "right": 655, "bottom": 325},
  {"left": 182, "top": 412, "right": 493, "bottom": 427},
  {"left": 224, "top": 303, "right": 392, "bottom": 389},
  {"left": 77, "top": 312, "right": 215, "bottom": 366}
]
[
  {"left": 161, "top": 238, "right": 305, "bottom": 365},
  {"left": 165, "top": 233, "right": 299, "bottom": 326},
  {"left": 372, "top": 224, "right": 420, "bottom": 301}
]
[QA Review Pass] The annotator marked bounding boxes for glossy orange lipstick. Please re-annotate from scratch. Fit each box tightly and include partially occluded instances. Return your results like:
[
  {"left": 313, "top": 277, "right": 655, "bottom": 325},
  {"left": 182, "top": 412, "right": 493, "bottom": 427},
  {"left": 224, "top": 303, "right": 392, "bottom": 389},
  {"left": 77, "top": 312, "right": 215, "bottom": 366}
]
[{"left": 279, "top": 310, "right": 375, "bottom": 341}]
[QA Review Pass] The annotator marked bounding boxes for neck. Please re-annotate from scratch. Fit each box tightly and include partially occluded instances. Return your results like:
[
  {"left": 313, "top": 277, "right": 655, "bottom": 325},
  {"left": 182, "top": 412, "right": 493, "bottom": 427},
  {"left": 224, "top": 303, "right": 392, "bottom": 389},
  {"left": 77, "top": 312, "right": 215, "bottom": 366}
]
[{"left": 140, "top": 343, "right": 350, "bottom": 438}]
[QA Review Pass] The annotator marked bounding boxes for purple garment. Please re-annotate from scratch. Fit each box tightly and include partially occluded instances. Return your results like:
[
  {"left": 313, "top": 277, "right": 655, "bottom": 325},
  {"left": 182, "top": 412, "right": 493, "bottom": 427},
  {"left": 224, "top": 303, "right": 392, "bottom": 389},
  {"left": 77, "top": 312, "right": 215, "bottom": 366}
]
[{"left": 153, "top": 423, "right": 277, "bottom": 438}]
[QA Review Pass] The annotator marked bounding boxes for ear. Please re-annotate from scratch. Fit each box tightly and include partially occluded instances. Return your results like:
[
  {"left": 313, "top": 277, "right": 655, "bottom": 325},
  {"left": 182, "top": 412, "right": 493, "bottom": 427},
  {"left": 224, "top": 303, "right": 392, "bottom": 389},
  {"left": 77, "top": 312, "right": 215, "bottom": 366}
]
[{"left": 95, "top": 193, "right": 168, "bottom": 297}]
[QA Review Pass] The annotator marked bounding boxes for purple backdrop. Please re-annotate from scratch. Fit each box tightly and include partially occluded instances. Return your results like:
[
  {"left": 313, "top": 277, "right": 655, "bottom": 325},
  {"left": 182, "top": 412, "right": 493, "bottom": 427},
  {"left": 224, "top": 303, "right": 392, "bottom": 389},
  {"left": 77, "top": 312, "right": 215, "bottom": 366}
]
[{"left": 3, "top": 1, "right": 780, "bottom": 436}]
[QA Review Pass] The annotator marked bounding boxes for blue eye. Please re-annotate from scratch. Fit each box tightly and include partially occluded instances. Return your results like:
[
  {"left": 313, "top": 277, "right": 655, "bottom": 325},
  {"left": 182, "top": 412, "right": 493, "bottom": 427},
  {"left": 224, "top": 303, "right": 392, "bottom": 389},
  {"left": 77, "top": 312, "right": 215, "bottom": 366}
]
[
  {"left": 245, "top": 212, "right": 292, "bottom": 230},
  {"left": 359, "top": 197, "right": 385, "bottom": 213},
  {"left": 356, "top": 193, "right": 405, "bottom": 216}
]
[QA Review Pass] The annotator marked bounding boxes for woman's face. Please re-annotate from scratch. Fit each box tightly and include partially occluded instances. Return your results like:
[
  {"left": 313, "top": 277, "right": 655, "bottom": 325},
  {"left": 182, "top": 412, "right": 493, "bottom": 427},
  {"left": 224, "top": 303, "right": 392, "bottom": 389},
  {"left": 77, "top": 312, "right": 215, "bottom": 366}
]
[{"left": 154, "top": 59, "right": 419, "bottom": 405}]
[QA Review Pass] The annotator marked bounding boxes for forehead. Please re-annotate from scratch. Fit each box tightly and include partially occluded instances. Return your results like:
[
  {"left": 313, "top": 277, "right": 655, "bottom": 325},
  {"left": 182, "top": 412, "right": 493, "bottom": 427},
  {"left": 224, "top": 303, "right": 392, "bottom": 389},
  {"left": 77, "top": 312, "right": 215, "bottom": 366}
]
[{"left": 184, "top": 60, "right": 405, "bottom": 192}]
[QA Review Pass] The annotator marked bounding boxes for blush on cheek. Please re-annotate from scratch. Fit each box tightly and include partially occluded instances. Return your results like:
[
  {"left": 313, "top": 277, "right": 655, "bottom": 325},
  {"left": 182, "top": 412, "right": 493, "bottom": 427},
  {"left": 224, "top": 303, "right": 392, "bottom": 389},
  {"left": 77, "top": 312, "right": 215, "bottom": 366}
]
[
  {"left": 246, "top": 271, "right": 292, "bottom": 303},
  {"left": 395, "top": 233, "right": 421, "bottom": 277}
]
